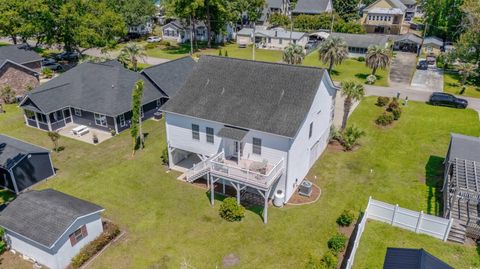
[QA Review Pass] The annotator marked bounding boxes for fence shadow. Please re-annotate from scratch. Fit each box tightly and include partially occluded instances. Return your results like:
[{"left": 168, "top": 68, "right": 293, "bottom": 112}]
[
  {"left": 341, "top": 212, "right": 365, "bottom": 269},
  {"left": 425, "top": 155, "right": 445, "bottom": 216}
]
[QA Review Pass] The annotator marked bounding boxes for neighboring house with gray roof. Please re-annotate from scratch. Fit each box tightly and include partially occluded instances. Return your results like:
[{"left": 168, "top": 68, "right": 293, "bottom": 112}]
[
  {"left": 329, "top": 32, "right": 391, "bottom": 56},
  {"left": 237, "top": 27, "right": 308, "bottom": 50},
  {"left": 162, "top": 20, "right": 233, "bottom": 44},
  {"left": 19, "top": 59, "right": 193, "bottom": 135},
  {"left": 0, "top": 45, "right": 42, "bottom": 100},
  {"left": 291, "top": 0, "right": 333, "bottom": 16},
  {"left": 0, "top": 134, "right": 55, "bottom": 194},
  {"left": 0, "top": 189, "right": 104, "bottom": 269},
  {"left": 393, "top": 33, "right": 423, "bottom": 53},
  {"left": 162, "top": 56, "right": 337, "bottom": 223},
  {"left": 361, "top": 0, "right": 409, "bottom": 35}
]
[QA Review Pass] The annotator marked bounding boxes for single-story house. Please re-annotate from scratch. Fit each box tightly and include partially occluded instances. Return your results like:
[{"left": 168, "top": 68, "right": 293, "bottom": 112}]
[
  {"left": 393, "top": 33, "right": 423, "bottom": 53},
  {"left": 442, "top": 133, "right": 480, "bottom": 242},
  {"left": 236, "top": 27, "right": 309, "bottom": 50},
  {"left": 291, "top": 0, "right": 333, "bottom": 16},
  {"left": 383, "top": 248, "right": 453, "bottom": 269},
  {"left": 19, "top": 59, "right": 194, "bottom": 135},
  {"left": 0, "top": 189, "right": 104, "bottom": 269},
  {"left": 128, "top": 21, "right": 153, "bottom": 36},
  {"left": 0, "top": 45, "right": 42, "bottom": 100},
  {"left": 422, "top": 36, "right": 444, "bottom": 54},
  {"left": 162, "top": 56, "right": 337, "bottom": 223},
  {"left": 0, "top": 134, "right": 55, "bottom": 194},
  {"left": 162, "top": 20, "right": 233, "bottom": 44},
  {"left": 329, "top": 32, "right": 391, "bottom": 57}
]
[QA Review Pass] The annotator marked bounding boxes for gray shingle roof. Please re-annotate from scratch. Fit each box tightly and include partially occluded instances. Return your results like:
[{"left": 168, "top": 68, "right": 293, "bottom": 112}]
[
  {"left": 141, "top": 57, "right": 196, "bottom": 98},
  {"left": 400, "top": 0, "right": 417, "bottom": 5},
  {"left": 162, "top": 56, "right": 331, "bottom": 138},
  {"left": 292, "top": 0, "right": 331, "bottom": 14},
  {"left": 0, "top": 44, "right": 42, "bottom": 65},
  {"left": 394, "top": 33, "right": 423, "bottom": 45},
  {"left": 22, "top": 60, "right": 166, "bottom": 116},
  {"left": 384, "top": 248, "right": 453, "bottom": 269},
  {"left": 447, "top": 133, "right": 480, "bottom": 163},
  {"left": 217, "top": 126, "right": 249, "bottom": 141},
  {"left": 330, "top": 32, "right": 390, "bottom": 49},
  {"left": 0, "top": 189, "right": 103, "bottom": 248},
  {"left": 267, "top": 0, "right": 284, "bottom": 9},
  {"left": 0, "top": 134, "right": 49, "bottom": 169},
  {"left": 365, "top": 0, "right": 406, "bottom": 12}
]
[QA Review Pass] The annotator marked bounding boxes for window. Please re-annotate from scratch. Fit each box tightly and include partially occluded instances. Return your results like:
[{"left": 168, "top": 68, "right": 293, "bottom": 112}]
[
  {"left": 119, "top": 114, "right": 126, "bottom": 127},
  {"left": 309, "top": 122, "right": 313, "bottom": 139},
  {"left": 94, "top": 113, "right": 107, "bottom": 127},
  {"left": 37, "top": 113, "right": 47, "bottom": 123},
  {"left": 279, "top": 38, "right": 283, "bottom": 44},
  {"left": 25, "top": 110, "right": 35, "bottom": 120},
  {"left": 192, "top": 124, "right": 200, "bottom": 140},
  {"left": 69, "top": 225, "right": 88, "bottom": 247},
  {"left": 74, "top": 108, "right": 82, "bottom": 117},
  {"left": 253, "top": 137, "right": 262, "bottom": 155},
  {"left": 206, "top": 127, "right": 214, "bottom": 143},
  {"left": 268, "top": 37, "right": 271, "bottom": 43}
]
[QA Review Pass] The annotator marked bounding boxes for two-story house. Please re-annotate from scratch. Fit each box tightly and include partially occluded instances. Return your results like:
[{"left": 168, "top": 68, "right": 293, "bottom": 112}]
[
  {"left": 162, "top": 56, "right": 337, "bottom": 223},
  {"left": 361, "top": 0, "right": 409, "bottom": 35}
]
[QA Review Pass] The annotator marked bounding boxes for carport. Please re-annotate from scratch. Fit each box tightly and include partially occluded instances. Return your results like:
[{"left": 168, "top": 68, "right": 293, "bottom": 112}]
[
  {"left": 0, "top": 134, "right": 55, "bottom": 194},
  {"left": 393, "top": 33, "right": 422, "bottom": 53}
]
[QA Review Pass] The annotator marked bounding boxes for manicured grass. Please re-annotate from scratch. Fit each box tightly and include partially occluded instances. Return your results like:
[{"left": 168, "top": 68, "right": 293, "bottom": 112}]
[
  {"left": 444, "top": 71, "right": 480, "bottom": 98},
  {"left": 0, "top": 98, "right": 478, "bottom": 268},
  {"left": 354, "top": 221, "right": 480, "bottom": 268},
  {"left": 303, "top": 52, "right": 390, "bottom": 86}
]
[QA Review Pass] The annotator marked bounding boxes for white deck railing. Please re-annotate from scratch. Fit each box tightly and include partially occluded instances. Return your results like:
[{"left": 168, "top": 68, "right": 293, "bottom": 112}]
[{"left": 185, "top": 152, "right": 222, "bottom": 181}]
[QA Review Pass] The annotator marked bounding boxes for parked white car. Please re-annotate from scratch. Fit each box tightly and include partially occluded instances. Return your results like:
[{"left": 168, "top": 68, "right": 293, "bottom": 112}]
[{"left": 147, "top": 36, "right": 162, "bottom": 43}]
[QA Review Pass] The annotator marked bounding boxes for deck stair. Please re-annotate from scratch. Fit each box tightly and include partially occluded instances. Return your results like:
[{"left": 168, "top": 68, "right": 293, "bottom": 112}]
[
  {"left": 448, "top": 221, "right": 466, "bottom": 244},
  {"left": 184, "top": 152, "right": 223, "bottom": 182},
  {"left": 448, "top": 198, "right": 479, "bottom": 243}
]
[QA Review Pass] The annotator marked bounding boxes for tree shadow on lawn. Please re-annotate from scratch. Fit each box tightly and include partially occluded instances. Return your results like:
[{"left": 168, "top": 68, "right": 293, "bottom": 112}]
[{"left": 425, "top": 155, "right": 445, "bottom": 216}]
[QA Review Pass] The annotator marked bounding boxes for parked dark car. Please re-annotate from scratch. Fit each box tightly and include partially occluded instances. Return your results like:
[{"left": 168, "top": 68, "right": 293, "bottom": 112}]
[
  {"left": 42, "top": 62, "right": 63, "bottom": 71},
  {"left": 56, "top": 51, "right": 79, "bottom": 61},
  {"left": 429, "top": 92, "right": 468, "bottom": 108},
  {"left": 417, "top": 60, "right": 428, "bottom": 70}
]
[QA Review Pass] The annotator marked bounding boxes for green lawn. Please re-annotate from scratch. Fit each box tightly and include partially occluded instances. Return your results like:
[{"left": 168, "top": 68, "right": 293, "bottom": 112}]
[
  {"left": 444, "top": 71, "right": 480, "bottom": 98},
  {"left": 354, "top": 221, "right": 480, "bottom": 268},
  {"left": 303, "top": 53, "right": 390, "bottom": 86},
  {"left": 0, "top": 97, "right": 478, "bottom": 268}
]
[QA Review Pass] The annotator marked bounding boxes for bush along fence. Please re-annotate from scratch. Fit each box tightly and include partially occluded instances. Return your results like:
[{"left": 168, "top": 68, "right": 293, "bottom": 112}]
[{"left": 344, "top": 197, "right": 454, "bottom": 269}]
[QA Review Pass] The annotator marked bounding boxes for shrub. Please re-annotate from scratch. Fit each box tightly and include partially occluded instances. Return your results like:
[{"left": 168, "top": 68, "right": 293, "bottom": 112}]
[
  {"left": 0, "top": 86, "right": 15, "bottom": 104},
  {"left": 218, "top": 49, "right": 222, "bottom": 56},
  {"left": 224, "top": 50, "right": 229, "bottom": 57},
  {"left": 70, "top": 222, "right": 120, "bottom": 268},
  {"left": 327, "top": 233, "right": 347, "bottom": 255},
  {"left": 159, "top": 40, "right": 171, "bottom": 46},
  {"left": 219, "top": 197, "right": 245, "bottom": 222},
  {"left": 0, "top": 227, "right": 5, "bottom": 253},
  {"left": 387, "top": 98, "right": 399, "bottom": 111},
  {"left": 320, "top": 251, "right": 338, "bottom": 269},
  {"left": 160, "top": 147, "right": 169, "bottom": 165},
  {"left": 42, "top": 68, "right": 54, "bottom": 78},
  {"left": 144, "top": 43, "right": 158, "bottom": 50},
  {"left": 376, "top": 96, "right": 390, "bottom": 107},
  {"left": 376, "top": 112, "right": 394, "bottom": 126},
  {"left": 391, "top": 107, "right": 402, "bottom": 120},
  {"left": 304, "top": 254, "right": 322, "bottom": 269},
  {"left": 339, "top": 125, "right": 365, "bottom": 151},
  {"left": 336, "top": 210, "right": 356, "bottom": 226},
  {"left": 357, "top": 56, "right": 365, "bottom": 62},
  {"left": 366, "top": 74, "right": 377, "bottom": 84}
]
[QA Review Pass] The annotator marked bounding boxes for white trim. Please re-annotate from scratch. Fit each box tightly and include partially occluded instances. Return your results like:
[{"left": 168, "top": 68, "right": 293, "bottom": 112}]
[
  {"left": 93, "top": 113, "right": 108, "bottom": 127},
  {"left": 74, "top": 108, "right": 82, "bottom": 117},
  {"left": 0, "top": 59, "right": 39, "bottom": 76}
]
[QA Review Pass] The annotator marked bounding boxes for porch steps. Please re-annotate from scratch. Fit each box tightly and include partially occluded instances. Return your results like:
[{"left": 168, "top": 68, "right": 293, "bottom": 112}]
[
  {"left": 447, "top": 222, "right": 466, "bottom": 244},
  {"left": 185, "top": 169, "right": 210, "bottom": 183}
]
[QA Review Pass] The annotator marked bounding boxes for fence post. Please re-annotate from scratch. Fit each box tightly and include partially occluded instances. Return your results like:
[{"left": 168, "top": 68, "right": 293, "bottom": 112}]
[
  {"left": 391, "top": 204, "right": 399, "bottom": 225},
  {"left": 415, "top": 211, "right": 423, "bottom": 233},
  {"left": 365, "top": 196, "right": 372, "bottom": 219},
  {"left": 443, "top": 218, "right": 454, "bottom": 241}
]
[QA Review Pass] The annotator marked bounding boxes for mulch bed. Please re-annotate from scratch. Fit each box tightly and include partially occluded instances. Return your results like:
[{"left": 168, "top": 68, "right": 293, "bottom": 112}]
[{"left": 287, "top": 183, "right": 321, "bottom": 205}]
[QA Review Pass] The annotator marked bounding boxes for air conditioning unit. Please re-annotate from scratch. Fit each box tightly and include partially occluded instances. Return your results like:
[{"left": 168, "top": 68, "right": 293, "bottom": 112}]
[{"left": 298, "top": 180, "right": 312, "bottom": 197}]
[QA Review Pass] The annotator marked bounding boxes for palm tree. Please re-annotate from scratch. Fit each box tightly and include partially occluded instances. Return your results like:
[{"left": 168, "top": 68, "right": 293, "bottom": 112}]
[
  {"left": 365, "top": 45, "right": 391, "bottom": 76},
  {"left": 340, "top": 81, "right": 365, "bottom": 131},
  {"left": 456, "top": 62, "right": 478, "bottom": 86},
  {"left": 283, "top": 43, "right": 305, "bottom": 65},
  {"left": 118, "top": 43, "right": 146, "bottom": 72},
  {"left": 318, "top": 37, "right": 348, "bottom": 73}
]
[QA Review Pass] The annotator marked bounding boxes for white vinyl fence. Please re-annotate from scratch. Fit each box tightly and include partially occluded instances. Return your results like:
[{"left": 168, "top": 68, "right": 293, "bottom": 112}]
[{"left": 344, "top": 197, "right": 454, "bottom": 269}]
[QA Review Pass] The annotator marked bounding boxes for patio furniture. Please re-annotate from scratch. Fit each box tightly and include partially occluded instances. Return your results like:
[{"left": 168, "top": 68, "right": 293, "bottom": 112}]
[
  {"left": 71, "top": 125, "right": 89, "bottom": 136},
  {"left": 249, "top": 160, "right": 268, "bottom": 175},
  {"left": 77, "top": 128, "right": 90, "bottom": 136}
]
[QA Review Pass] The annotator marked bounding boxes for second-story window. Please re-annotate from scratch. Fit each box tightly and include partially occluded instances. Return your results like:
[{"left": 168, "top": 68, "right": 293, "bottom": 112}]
[
  {"left": 192, "top": 124, "right": 200, "bottom": 140},
  {"left": 206, "top": 127, "right": 214, "bottom": 144},
  {"left": 253, "top": 137, "right": 262, "bottom": 155}
]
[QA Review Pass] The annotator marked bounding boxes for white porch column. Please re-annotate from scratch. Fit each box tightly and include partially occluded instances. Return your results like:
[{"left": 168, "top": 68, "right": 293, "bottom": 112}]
[
  {"left": 46, "top": 113, "right": 52, "bottom": 131},
  {"left": 33, "top": 112, "right": 40, "bottom": 128},
  {"left": 113, "top": 116, "right": 119, "bottom": 134},
  {"left": 210, "top": 174, "right": 215, "bottom": 206}
]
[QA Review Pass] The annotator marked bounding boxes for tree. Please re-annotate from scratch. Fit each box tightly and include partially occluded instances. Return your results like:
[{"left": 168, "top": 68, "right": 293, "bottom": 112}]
[
  {"left": 456, "top": 62, "right": 478, "bottom": 86},
  {"left": 365, "top": 45, "right": 391, "bottom": 76},
  {"left": 0, "top": 86, "right": 15, "bottom": 104},
  {"left": 269, "top": 13, "right": 291, "bottom": 27},
  {"left": 118, "top": 43, "right": 146, "bottom": 72},
  {"left": 340, "top": 81, "right": 365, "bottom": 131},
  {"left": 0, "top": 0, "right": 23, "bottom": 44},
  {"left": 318, "top": 37, "right": 349, "bottom": 73},
  {"left": 106, "top": 0, "right": 156, "bottom": 29},
  {"left": 334, "top": 0, "right": 361, "bottom": 21},
  {"left": 47, "top": 131, "right": 61, "bottom": 152},
  {"left": 130, "top": 80, "right": 145, "bottom": 156},
  {"left": 283, "top": 43, "right": 305, "bottom": 65}
]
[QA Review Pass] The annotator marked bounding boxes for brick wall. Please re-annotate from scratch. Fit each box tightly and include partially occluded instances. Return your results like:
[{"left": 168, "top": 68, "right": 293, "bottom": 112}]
[{"left": 0, "top": 62, "right": 39, "bottom": 97}]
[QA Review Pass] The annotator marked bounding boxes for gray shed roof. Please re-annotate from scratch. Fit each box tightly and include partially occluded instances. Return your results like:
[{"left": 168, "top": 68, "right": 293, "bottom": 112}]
[
  {"left": 217, "top": 126, "right": 249, "bottom": 141},
  {"left": 0, "top": 189, "right": 104, "bottom": 248},
  {"left": 394, "top": 33, "right": 423, "bottom": 45},
  {"left": 292, "top": 0, "right": 331, "bottom": 14},
  {"left": 383, "top": 248, "right": 453, "bottom": 269},
  {"left": 162, "top": 56, "right": 333, "bottom": 138},
  {"left": 330, "top": 32, "right": 390, "bottom": 49},
  {"left": 0, "top": 134, "right": 49, "bottom": 170},
  {"left": 21, "top": 60, "right": 166, "bottom": 116},
  {"left": 0, "top": 44, "right": 42, "bottom": 65},
  {"left": 141, "top": 56, "right": 196, "bottom": 98},
  {"left": 446, "top": 133, "right": 480, "bottom": 163},
  {"left": 423, "top": 37, "right": 443, "bottom": 48}
]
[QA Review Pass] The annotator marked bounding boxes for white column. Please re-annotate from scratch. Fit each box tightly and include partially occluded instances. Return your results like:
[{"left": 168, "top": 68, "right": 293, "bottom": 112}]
[{"left": 210, "top": 175, "right": 215, "bottom": 206}]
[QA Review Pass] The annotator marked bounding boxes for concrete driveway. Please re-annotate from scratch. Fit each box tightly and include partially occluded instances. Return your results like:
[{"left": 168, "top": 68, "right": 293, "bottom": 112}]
[
  {"left": 411, "top": 64, "right": 444, "bottom": 92},
  {"left": 389, "top": 52, "right": 417, "bottom": 85}
]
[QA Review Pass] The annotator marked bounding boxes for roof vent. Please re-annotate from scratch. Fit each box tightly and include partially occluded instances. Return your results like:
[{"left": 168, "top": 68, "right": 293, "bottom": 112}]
[{"left": 112, "top": 85, "right": 115, "bottom": 88}]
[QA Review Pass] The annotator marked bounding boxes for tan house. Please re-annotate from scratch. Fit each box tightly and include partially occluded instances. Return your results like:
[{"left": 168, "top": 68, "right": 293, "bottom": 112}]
[{"left": 361, "top": 0, "right": 409, "bottom": 35}]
